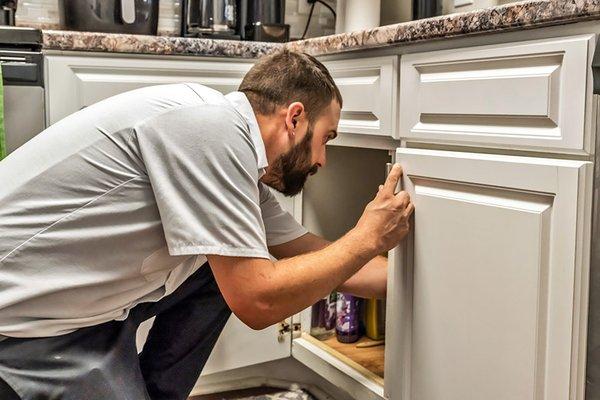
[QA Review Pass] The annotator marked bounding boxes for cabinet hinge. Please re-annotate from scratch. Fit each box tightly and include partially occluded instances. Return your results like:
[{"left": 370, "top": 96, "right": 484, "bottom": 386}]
[{"left": 278, "top": 321, "right": 301, "bottom": 342}]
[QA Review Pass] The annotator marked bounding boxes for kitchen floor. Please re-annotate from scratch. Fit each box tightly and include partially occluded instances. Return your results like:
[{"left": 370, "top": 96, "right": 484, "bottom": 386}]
[{"left": 189, "top": 387, "right": 316, "bottom": 400}]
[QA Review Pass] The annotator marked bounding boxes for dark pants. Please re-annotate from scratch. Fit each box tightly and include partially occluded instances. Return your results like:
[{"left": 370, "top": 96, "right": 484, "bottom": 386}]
[{"left": 0, "top": 263, "right": 232, "bottom": 400}]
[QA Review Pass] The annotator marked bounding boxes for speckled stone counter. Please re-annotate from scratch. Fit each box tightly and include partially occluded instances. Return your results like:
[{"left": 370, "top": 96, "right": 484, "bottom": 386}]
[
  {"left": 286, "top": 0, "right": 600, "bottom": 56},
  {"left": 42, "top": 0, "right": 600, "bottom": 58},
  {"left": 42, "top": 30, "right": 283, "bottom": 59}
]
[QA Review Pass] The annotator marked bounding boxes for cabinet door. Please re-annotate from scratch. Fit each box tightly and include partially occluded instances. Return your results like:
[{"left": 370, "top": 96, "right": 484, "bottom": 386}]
[
  {"left": 385, "top": 148, "right": 592, "bottom": 400},
  {"left": 45, "top": 55, "right": 253, "bottom": 125}
]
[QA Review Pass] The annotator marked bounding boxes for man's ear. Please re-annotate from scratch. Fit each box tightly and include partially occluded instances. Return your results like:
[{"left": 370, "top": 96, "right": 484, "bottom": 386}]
[{"left": 286, "top": 102, "right": 305, "bottom": 138}]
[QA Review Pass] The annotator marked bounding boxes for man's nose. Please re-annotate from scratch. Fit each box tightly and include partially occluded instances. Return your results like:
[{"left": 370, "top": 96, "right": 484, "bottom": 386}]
[{"left": 317, "top": 150, "right": 326, "bottom": 168}]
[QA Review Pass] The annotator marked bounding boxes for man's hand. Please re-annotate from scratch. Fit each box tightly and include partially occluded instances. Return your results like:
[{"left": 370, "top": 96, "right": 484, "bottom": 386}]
[{"left": 352, "top": 164, "right": 414, "bottom": 255}]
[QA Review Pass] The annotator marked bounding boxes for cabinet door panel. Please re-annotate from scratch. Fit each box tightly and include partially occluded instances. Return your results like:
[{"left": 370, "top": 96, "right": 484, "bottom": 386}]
[
  {"left": 45, "top": 55, "right": 252, "bottom": 125},
  {"left": 324, "top": 56, "right": 398, "bottom": 138},
  {"left": 385, "top": 148, "right": 592, "bottom": 400}
]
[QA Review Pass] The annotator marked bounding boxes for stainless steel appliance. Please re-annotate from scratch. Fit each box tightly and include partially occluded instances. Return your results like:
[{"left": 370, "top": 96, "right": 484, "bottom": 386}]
[
  {"left": 59, "top": 0, "right": 159, "bottom": 35},
  {"left": 183, "top": 0, "right": 287, "bottom": 41},
  {"left": 0, "top": 26, "right": 44, "bottom": 155},
  {"left": 182, "top": 0, "right": 239, "bottom": 39}
]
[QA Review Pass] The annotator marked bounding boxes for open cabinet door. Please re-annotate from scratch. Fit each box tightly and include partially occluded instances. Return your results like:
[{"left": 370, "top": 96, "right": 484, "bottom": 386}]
[
  {"left": 200, "top": 190, "right": 302, "bottom": 375},
  {"left": 385, "top": 148, "right": 592, "bottom": 400}
]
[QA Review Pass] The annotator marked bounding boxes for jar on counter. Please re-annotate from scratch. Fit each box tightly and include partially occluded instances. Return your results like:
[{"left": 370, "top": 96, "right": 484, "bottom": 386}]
[
  {"left": 157, "top": 0, "right": 182, "bottom": 36},
  {"left": 15, "top": 0, "right": 60, "bottom": 29}
]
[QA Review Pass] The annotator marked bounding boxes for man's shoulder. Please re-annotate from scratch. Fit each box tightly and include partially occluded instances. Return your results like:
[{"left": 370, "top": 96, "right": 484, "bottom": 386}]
[{"left": 134, "top": 101, "right": 252, "bottom": 152}]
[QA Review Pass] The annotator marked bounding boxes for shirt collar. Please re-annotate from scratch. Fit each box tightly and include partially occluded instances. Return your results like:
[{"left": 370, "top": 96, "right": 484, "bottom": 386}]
[{"left": 225, "top": 91, "right": 268, "bottom": 174}]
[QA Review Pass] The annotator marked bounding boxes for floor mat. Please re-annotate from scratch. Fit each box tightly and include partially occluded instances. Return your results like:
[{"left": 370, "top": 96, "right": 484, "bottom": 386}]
[
  {"left": 235, "top": 389, "right": 316, "bottom": 400},
  {"left": 189, "top": 386, "right": 317, "bottom": 400}
]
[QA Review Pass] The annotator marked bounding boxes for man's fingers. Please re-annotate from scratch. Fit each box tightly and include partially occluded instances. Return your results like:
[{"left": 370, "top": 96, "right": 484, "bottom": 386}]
[
  {"left": 403, "top": 202, "right": 415, "bottom": 218},
  {"left": 383, "top": 164, "right": 403, "bottom": 193},
  {"left": 395, "top": 191, "right": 410, "bottom": 209}
]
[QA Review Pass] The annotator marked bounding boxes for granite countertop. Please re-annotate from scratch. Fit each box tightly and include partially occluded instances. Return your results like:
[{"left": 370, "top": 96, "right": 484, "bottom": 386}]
[
  {"left": 42, "top": 30, "right": 283, "bottom": 59},
  {"left": 42, "top": 0, "right": 600, "bottom": 59}
]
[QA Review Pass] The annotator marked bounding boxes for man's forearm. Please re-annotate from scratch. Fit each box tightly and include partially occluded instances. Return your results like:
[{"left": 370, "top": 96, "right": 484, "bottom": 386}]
[
  {"left": 269, "top": 232, "right": 388, "bottom": 299},
  {"left": 256, "top": 229, "right": 378, "bottom": 328},
  {"left": 209, "top": 229, "right": 378, "bottom": 329},
  {"left": 336, "top": 255, "right": 387, "bottom": 298}
]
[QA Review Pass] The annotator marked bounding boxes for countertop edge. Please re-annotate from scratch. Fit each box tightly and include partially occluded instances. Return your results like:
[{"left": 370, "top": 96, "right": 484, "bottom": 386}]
[
  {"left": 285, "top": 0, "right": 600, "bottom": 56},
  {"left": 41, "top": 30, "right": 284, "bottom": 59}
]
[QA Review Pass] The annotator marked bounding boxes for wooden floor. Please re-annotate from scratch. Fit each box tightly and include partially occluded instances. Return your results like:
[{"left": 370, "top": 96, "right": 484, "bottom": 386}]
[{"left": 320, "top": 335, "right": 385, "bottom": 378}]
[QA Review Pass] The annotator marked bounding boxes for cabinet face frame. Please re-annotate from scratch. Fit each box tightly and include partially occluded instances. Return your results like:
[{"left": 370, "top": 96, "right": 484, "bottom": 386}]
[
  {"left": 385, "top": 148, "right": 592, "bottom": 400},
  {"left": 399, "top": 35, "right": 594, "bottom": 155}
]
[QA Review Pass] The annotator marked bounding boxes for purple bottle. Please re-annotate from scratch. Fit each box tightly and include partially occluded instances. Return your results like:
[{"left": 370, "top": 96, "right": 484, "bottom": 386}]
[
  {"left": 310, "top": 293, "right": 336, "bottom": 340},
  {"left": 336, "top": 292, "right": 360, "bottom": 343}
]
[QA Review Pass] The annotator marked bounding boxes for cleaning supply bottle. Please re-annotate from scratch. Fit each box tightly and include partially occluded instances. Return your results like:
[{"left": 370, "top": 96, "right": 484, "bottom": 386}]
[
  {"left": 336, "top": 292, "right": 360, "bottom": 343},
  {"left": 364, "top": 298, "right": 386, "bottom": 340},
  {"left": 310, "top": 292, "right": 336, "bottom": 340}
]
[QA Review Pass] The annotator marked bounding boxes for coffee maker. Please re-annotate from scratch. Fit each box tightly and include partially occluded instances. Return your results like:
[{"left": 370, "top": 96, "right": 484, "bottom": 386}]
[
  {"left": 237, "top": 0, "right": 288, "bottom": 42},
  {"left": 182, "top": 0, "right": 288, "bottom": 42},
  {"left": 182, "top": 0, "right": 239, "bottom": 39}
]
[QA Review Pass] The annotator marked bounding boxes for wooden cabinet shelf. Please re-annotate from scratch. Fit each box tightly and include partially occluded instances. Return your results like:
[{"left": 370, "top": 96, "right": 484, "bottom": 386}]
[{"left": 317, "top": 335, "right": 385, "bottom": 380}]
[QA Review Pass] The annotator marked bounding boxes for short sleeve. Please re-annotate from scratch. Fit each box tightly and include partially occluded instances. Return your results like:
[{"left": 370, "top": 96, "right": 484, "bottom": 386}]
[
  {"left": 135, "top": 104, "right": 270, "bottom": 259},
  {"left": 259, "top": 183, "right": 308, "bottom": 247}
]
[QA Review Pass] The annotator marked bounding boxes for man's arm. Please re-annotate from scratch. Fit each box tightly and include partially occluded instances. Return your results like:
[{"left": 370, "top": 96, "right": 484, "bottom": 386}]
[
  {"left": 269, "top": 233, "right": 388, "bottom": 299},
  {"left": 207, "top": 164, "right": 413, "bottom": 330}
]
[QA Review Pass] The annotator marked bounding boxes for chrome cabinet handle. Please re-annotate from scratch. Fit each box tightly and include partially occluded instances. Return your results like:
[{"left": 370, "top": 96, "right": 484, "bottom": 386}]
[{"left": 121, "top": 0, "right": 136, "bottom": 24}]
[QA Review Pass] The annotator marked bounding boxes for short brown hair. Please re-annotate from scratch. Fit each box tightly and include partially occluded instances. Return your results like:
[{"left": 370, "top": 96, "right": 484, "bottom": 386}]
[{"left": 239, "top": 50, "right": 343, "bottom": 125}]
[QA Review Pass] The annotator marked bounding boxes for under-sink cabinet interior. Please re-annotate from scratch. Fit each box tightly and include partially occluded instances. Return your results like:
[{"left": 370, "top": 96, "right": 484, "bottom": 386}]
[{"left": 294, "top": 145, "right": 392, "bottom": 387}]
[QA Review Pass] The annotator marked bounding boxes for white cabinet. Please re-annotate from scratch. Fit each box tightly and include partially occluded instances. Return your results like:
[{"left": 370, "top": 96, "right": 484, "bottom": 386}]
[
  {"left": 324, "top": 56, "right": 398, "bottom": 138},
  {"left": 45, "top": 55, "right": 253, "bottom": 125},
  {"left": 400, "top": 35, "right": 594, "bottom": 154},
  {"left": 386, "top": 148, "right": 593, "bottom": 400}
]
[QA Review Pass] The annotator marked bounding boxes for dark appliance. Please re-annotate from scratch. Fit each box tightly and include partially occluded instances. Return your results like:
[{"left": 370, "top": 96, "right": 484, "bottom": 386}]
[
  {"left": 59, "top": 0, "right": 159, "bottom": 35},
  {"left": 238, "top": 0, "right": 288, "bottom": 42},
  {"left": 0, "top": 1, "right": 16, "bottom": 26},
  {"left": 183, "top": 0, "right": 288, "bottom": 42},
  {"left": 412, "top": 0, "right": 440, "bottom": 20},
  {"left": 0, "top": 26, "right": 45, "bottom": 155},
  {"left": 182, "top": 0, "right": 239, "bottom": 40}
]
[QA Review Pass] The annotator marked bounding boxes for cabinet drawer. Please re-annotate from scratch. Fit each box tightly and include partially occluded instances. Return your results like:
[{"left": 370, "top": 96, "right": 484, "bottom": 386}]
[
  {"left": 400, "top": 35, "right": 593, "bottom": 153},
  {"left": 45, "top": 55, "right": 253, "bottom": 125},
  {"left": 325, "top": 56, "right": 398, "bottom": 138}
]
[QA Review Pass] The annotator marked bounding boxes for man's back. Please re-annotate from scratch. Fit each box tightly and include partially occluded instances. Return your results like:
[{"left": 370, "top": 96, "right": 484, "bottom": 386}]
[{"left": 0, "top": 83, "right": 243, "bottom": 337}]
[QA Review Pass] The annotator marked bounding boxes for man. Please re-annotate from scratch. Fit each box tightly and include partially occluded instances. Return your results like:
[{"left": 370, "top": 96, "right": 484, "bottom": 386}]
[{"left": 0, "top": 50, "right": 414, "bottom": 399}]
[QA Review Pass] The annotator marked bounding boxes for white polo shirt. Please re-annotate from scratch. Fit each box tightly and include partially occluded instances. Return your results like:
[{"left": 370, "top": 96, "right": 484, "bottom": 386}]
[{"left": 0, "top": 83, "right": 307, "bottom": 338}]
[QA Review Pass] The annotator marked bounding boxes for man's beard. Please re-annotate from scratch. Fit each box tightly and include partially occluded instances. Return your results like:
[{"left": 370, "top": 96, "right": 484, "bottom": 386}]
[{"left": 261, "top": 127, "right": 319, "bottom": 197}]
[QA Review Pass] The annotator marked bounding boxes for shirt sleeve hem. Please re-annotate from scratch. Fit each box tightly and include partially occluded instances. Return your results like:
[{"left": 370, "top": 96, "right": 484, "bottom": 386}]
[
  {"left": 168, "top": 245, "right": 271, "bottom": 259},
  {"left": 267, "top": 227, "right": 310, "bottom": 247}
]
